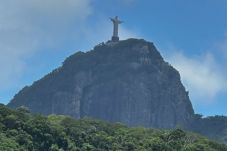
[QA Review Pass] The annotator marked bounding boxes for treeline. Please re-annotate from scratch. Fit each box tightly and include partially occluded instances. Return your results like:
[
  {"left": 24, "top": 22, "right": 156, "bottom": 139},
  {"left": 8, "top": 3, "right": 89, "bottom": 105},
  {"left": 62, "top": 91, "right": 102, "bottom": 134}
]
[{"left": 0, "top": 104, "right": 227, "bottom": 151}]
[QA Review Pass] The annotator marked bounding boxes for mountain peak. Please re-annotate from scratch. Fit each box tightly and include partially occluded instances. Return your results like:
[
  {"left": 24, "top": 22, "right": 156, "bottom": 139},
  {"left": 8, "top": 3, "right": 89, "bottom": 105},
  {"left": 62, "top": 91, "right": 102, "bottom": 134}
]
[{"left": 8, "top": 38, "right": 194, "bottom": 128}]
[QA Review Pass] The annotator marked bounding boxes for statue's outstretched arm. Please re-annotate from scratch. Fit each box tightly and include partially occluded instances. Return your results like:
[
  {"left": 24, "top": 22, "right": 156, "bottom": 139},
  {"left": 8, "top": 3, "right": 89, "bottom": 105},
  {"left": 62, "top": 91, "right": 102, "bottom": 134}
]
[{"left": 110, "top": 17, "right": 114, "bottom": 22}]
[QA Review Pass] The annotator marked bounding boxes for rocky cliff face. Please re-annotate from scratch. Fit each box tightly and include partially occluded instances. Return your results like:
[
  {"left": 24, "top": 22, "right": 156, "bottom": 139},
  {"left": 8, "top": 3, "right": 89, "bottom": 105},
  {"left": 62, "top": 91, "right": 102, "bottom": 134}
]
[{"left": 8, "top": 39, "right": 194, "bottom": 128}]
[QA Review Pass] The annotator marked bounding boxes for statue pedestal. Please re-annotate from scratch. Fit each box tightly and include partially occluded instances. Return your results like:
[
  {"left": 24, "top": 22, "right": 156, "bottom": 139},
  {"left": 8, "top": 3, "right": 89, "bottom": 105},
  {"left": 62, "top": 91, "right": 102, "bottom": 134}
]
[{"left": 112, "top": 36, "right": 119, "bottom": 42}]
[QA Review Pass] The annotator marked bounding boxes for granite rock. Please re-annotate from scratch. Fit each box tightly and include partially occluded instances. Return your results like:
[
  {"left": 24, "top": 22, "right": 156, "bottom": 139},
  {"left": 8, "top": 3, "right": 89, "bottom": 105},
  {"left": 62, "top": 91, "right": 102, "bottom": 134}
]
[{"left": 8, "top": 39, "right": 194, "bottom": 128}]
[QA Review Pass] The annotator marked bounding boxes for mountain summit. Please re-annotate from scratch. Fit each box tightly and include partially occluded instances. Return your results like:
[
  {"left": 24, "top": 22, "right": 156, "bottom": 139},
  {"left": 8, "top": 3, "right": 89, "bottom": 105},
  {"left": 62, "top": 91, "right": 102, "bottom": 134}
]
[{"left": 8, "top": 39, "right": 194, "bottom": 128}]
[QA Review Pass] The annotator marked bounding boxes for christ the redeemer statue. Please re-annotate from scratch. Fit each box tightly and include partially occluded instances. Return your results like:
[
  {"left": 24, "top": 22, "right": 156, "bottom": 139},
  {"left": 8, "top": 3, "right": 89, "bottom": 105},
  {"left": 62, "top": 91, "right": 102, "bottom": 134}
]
[{"left": 110, "top": 16, "right": 123, "bottom": 42}]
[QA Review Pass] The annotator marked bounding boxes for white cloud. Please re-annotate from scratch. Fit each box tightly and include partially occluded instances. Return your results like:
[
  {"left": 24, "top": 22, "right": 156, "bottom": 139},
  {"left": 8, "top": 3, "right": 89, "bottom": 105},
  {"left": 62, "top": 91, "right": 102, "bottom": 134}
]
[
  {"left": 0, "top": 0, "right": 92, "bottom": 90},
  {"left": 166, "top": 51, "right": 227, "bottom": 103}
]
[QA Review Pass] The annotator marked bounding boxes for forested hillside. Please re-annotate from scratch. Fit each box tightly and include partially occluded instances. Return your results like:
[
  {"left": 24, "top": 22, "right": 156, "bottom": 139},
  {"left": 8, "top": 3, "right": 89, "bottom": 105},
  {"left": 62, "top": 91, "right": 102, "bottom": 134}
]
[{"left": 0, "top": 104, "right": 227, "bottom": 151}]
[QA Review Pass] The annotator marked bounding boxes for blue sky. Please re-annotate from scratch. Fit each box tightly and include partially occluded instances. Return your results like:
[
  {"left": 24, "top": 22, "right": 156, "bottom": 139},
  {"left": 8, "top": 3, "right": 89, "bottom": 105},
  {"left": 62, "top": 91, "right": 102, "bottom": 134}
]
[{"left": 0, "top": 0, "right": 227, "bottom": 116}]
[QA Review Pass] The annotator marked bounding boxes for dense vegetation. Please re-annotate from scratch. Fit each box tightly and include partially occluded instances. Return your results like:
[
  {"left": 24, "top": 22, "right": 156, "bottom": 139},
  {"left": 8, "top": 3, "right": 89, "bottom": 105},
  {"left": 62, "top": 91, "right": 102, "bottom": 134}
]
[{"left": 0, "top": 104, "right": 227, "bottom": 151}]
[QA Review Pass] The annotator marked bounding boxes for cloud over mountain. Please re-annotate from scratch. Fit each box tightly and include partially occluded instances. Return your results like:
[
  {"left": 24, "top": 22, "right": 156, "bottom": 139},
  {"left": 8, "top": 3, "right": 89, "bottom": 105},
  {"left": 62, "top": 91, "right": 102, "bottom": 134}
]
[
  {"left": 167, "top": 50, "right": 227, "bottom": 104},
  {"left": 0, "top": 0, "right": 91, "bottom": 90}
]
